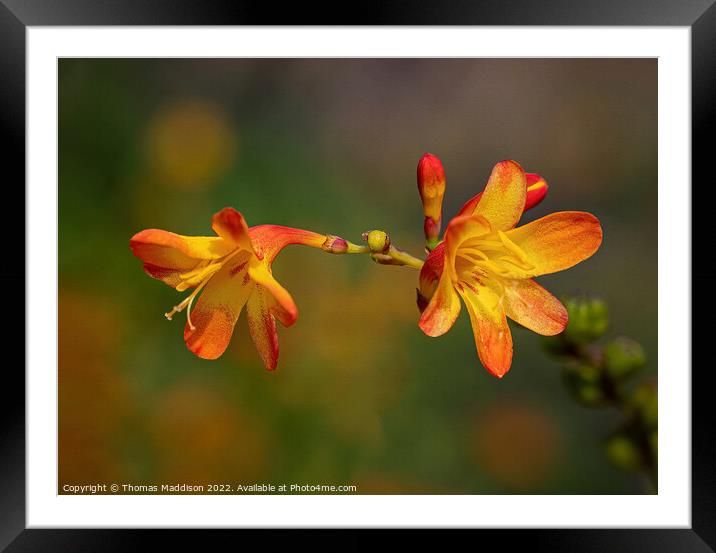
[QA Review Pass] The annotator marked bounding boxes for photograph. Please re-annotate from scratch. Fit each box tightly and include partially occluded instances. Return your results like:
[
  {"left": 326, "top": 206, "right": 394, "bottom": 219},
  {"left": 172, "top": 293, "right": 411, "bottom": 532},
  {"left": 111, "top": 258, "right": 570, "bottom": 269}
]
[{"left": 57, "top": 57, "right": 658, "bottom": 496}]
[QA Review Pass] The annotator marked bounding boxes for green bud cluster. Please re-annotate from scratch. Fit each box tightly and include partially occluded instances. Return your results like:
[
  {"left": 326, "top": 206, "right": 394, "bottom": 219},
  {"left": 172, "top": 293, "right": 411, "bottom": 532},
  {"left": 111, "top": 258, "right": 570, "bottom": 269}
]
[
  {"left": 604, "top": 337, "right": 646, "bottom": 379},
  {"left": 541, "top": 295, "right": 656, "bottom": 487},
  {"left": 562, "top": 363, "right": 606, "bottom": 407},
  {"left": 562, "top": 296, "right": 609, "bottom": 344}
]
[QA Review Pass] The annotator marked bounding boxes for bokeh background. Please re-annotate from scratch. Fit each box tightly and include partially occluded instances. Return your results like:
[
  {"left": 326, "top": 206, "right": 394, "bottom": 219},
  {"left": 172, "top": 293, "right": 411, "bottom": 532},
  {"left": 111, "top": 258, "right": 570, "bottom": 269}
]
[{"left": 58, "top": 58, "right": 657, "bottom": 494}]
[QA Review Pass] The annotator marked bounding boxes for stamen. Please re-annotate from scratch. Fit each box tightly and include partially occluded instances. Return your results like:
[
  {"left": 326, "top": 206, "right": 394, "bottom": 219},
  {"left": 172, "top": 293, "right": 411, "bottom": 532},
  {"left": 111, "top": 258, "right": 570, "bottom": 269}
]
[
  {"left": 457, "top": 252, "right": 487, "bottom": 265},
  {"left": 167, "top": 249, "right": 248, "bottom": 327},
  {"left": 164, "top": 273, "right": 213, "bottom": 331},
  {"left": 462, "top": 237, "right": 504, "bottom": 251},
  {"left": 459, "top": 247, "right": 490, "bottom": 261},
  {"left": 497, "top": 231, "right": 531, "bottom": 265}
]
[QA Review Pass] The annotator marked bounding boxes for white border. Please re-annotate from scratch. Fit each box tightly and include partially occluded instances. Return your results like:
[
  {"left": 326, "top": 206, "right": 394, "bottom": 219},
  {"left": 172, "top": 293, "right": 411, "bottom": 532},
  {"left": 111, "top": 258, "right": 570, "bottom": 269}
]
[{"left": 27, "top": 27, "right": 691, "bottom": 528}]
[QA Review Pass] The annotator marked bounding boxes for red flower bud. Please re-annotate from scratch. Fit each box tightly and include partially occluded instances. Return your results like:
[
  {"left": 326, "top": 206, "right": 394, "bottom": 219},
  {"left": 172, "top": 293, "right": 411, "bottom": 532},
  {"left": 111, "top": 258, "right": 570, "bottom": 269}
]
[
  {"left": 417, "top": 153, "right": 446, "bottom": 249},
  {"left": 525, "top": 173, "right": 548, "bottom": 211},
  {"left": 321, "top": 235, "right": 349, "bottom": 254}
]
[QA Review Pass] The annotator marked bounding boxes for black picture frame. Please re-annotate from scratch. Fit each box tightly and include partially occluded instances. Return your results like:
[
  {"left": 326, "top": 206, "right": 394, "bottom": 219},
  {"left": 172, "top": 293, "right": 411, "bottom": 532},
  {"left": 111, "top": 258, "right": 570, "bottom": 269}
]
[{"left": 2, "top": 1, "right": 709, "bottom": 550}]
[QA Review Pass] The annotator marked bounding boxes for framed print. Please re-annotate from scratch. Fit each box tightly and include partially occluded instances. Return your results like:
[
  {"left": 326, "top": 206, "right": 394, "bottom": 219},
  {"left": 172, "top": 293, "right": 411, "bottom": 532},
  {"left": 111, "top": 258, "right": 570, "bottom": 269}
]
[{"left": 1, "top": 1, "right": 711, "bottom": 550}]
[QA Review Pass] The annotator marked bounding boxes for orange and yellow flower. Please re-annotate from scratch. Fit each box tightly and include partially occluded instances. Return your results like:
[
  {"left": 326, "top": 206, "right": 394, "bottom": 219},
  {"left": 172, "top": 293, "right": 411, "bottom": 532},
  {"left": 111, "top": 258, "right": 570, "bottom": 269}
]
[
  {"left": 130, "top": 207, "right": 328, "bottom": 370},
  {"left": 417, "top": 159, "right": 602, "bottom": 378}
]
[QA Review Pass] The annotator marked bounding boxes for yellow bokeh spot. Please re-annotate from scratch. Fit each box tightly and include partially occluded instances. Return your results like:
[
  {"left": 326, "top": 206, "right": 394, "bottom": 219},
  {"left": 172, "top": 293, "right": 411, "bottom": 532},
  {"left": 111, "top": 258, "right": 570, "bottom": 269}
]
[{"left": 146, "top": 98, "right": 236, "bottom": 190}]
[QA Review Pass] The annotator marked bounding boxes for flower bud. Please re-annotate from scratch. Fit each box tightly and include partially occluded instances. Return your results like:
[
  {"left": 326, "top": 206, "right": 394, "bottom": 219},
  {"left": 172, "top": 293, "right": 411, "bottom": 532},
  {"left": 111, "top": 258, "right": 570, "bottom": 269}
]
[
  {"left": 525, "top": 173, "right": 549, "bottom": 210},
  {"left": 628, "top": 380, "right": 657, "bottom": 429},
  {"left": 363, "top": 230, "right": 391, "bottom": 254},
  {"left": 603, "top": 337, "right": 646, "bottom": 379},
  {"left": 562, "top": 363, "right": 606, "bottom": 407},
  {"left": 321, "top": 235, "right": 349, "bottom": 254},
  {"left": 417, "top": 153, "right": 446, "bottom": 250},
  {"left": 605, "top": 432, "right": 642, "bottom": 471},
  {"left": 562, "top": 296, "right": 609, "bottom": 345}
]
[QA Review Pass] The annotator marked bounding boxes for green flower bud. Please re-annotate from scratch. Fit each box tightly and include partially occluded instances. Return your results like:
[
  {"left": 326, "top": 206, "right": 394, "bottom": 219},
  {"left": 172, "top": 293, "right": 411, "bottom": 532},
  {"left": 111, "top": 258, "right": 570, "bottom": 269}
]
[
  {"left": 363, "top": 230, "right": 391, "bottom": 254},
  {"left": 629, "top": 381, "right": 658, "bottom": 429},
  {"left": 603, "top": 337, "right": 646, "bottom": 379},
  {"left": 562, "top": 296, "right": 609, "bottom": 345},
  {"left": 605, "top": 433, "right": 642, "bottom": 471},
  {"left": 562, "top": 364, "right": 606, "bottom": 407}
]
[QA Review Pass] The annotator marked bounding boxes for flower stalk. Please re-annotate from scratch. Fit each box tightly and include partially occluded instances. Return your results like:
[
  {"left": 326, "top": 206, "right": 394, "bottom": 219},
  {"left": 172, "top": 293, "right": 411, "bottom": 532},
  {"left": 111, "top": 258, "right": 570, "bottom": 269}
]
[{"left": 130, "top": 152, "right": 601, "bottom": 377}]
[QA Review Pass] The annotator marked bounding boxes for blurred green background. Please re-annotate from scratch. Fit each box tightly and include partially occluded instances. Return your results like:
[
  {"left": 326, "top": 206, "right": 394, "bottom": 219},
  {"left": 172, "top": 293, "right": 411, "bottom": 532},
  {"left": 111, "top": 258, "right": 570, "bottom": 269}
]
[{"left": 58, "top": 58, "right": 657, "bottom": 494}]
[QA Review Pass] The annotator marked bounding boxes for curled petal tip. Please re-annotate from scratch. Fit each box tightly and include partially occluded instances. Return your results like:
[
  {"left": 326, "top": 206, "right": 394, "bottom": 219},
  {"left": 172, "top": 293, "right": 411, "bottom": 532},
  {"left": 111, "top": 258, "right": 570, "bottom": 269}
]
[{"left": 211, "top": 207, "right": 256, "bottom": 255}]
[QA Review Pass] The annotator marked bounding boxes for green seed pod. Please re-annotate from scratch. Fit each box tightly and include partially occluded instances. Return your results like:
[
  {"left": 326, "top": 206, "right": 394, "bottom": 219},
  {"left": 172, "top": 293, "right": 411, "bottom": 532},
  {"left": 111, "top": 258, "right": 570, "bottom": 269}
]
[
  {"left": 562, "top": 296, "right": 609, "bottom": 345},
  {"left": 603, "top": 337, "right": 646, "bottom": 379}
]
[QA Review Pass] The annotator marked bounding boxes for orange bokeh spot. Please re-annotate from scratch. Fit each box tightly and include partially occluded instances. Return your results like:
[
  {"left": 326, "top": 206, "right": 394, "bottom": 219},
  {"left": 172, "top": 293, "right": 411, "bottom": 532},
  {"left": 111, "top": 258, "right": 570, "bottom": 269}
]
[{"left": 469, "top": 401, "right": 562, "bottom": 491}]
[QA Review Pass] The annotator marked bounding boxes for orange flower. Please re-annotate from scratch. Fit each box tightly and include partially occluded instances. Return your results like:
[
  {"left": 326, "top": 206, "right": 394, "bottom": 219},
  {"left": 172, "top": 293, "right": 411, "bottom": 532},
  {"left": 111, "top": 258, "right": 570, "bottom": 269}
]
[
  {"left": 417, "top": 160, "right": 602, "bottom": 378},
  {"left": 130, "top": 208, "right": 328, "bottom": 370}
]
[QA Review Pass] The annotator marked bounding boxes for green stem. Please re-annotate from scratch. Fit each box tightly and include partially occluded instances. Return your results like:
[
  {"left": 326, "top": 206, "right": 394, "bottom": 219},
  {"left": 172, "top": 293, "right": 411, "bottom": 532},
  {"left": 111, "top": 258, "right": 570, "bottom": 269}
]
[
  {"left": 322, "top": 231, "right": 425, "bottom": 270},
  {"left": 382, "top": 245, "right": 425, "bottom": 269}
]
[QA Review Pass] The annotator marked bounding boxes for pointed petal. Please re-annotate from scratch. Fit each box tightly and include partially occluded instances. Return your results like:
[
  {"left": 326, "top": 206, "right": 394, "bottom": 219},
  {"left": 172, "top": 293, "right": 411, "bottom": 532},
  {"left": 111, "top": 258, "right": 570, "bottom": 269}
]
[
  {"left": 418, "top": 270, "right": 461, "bottom": 337},
  {"left": 459, "top": 286, "right": 513, "bottom": 378},
  {"left": 457, "top": 170, "right": 547, "bottom": 218},
  {"left": 471, "top": 160, "right": 527, "bottom": 230},
  {"left": 248, "top": 225, "right": 326, "bottom": 262},
  {"left": 130, "top": 229, "right": 232, "bottom": 264},
  {"left": 503, "top": 279, "right": 568, "bottom": 336},
  {"left": 503, "top": 211, "right": 603, "bottom": 278},
  {"left": 130, "top": 229, "right": 233, "bottom": 287},
  {"left": 247, "top": 263, "right": 298, "bottom": 326},
  {"left": 183, "top": 252, "right": 254, "bottom": 359},
  {"left": 245, "top": 286, "right": 280, "bottom": 370},
  {"left": 211, "top": 208, "right": 256, "bottom": 255}
]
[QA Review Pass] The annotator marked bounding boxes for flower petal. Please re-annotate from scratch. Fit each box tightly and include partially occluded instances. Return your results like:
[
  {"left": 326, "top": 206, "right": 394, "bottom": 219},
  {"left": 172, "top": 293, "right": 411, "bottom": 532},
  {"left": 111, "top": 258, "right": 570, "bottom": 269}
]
[
  {"left": 247, "top": 263, "right": 298, "bottom": 327},
  {"left": 130, "top": 229, "right": 232, "bottom": 264},
  {"left": 503, "top": 279, "right": 568, "bottom": 336},
  {"left": 459, "top": 286, "right": 513, "bottom": 378},
  {"left": 183, "top": 252, "right": 254, "bottom": 359},
  {"left": 130, "top": 229, "right": 233, "bottom": 287},
  {"left": 249, "top": 225, "right": 326, "bottom": 263},
  {"left": 211, "top": 207, "right": 256, "bottom": 255},
  {"left": 418, "top": 242, "right": 446, "bottom": 305},
  {"left": 457, "top": 170, "right": 547, "bottom": 218},
  {"left": 418, "top": 270, "right": 461, "bottom": 337},
  {"left": 245, "top": 286, "right": 280, "bottom": 371},
  {"left": 470, "top": 160, "right": 527, "bottom": 230},
  {"left": 503, "top": 211, "right": 603, "bottom": 278}
]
